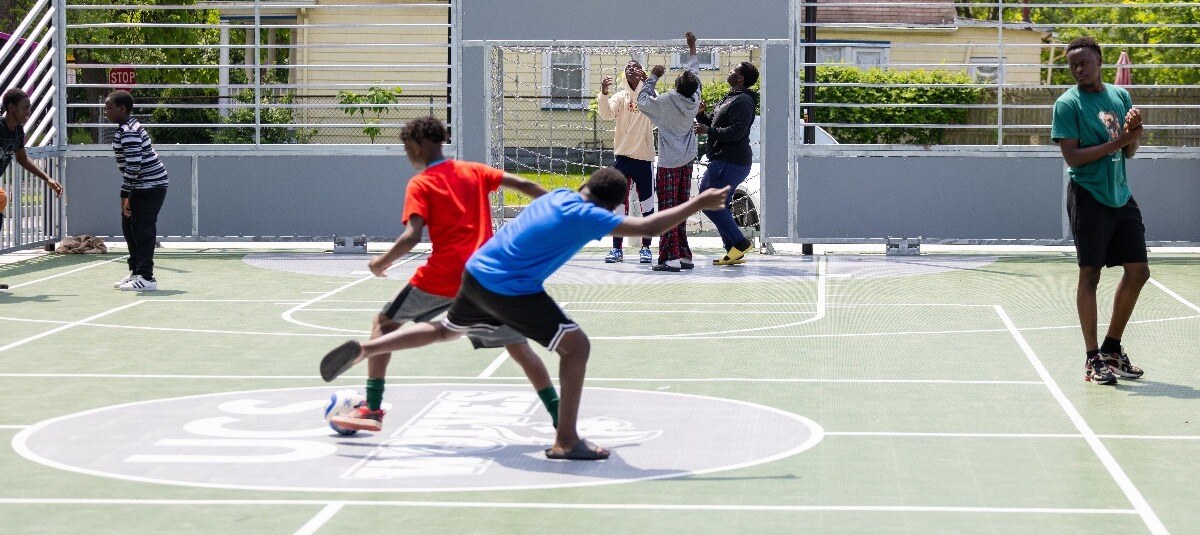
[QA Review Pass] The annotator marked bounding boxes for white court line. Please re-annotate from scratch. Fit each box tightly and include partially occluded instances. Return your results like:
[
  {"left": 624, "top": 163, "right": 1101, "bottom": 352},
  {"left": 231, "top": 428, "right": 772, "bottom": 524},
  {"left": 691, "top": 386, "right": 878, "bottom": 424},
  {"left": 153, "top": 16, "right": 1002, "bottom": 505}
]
[
  {"left": 478, "top": 349, "right": 511, "bottom": 378},
  {"left": 995, "top": 305, "right": 1167, "bottom": 535},
  {"left": 0, "top": 316, "right": 68, "bottom": 325},
  {"left": 564, "top": 309, "right": 819, "bottom": 315},
  {"left": 7, "top": 256, "right": 128, "bottom": 289},
  {"left": 654, "top": 255, "right": 828, "bottom": 339},
  {"left": 0, "top": 498, "right": 1138, "bottom": 515},
  {"left": 826, "top": 432, "right": 1082, "bottom": 439},
  {"left": 0, "top": 373, "right": 1043, "bottom": 385},
  {"left": 293, "top": 503, "right": 343, "bottom": 535},
  {"left": 81, "top": 323, "right": 352, "bottom": 338},
  {"left": 290, "top": 308, "right": 381, "bottom": 313},
  {"left": 0, "top": 301, "right": 145, "bottom": 354},
  {"left": 279, "top": 253, "right": 423, "bottom": 334},
  {"left": 1149, "top": 277, "right": 1200, "bottom": 314}
]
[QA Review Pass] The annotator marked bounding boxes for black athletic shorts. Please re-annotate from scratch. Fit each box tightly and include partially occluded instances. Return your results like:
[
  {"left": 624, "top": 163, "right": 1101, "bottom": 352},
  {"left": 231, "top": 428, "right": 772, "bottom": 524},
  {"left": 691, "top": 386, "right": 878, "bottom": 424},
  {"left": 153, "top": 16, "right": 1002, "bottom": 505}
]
[
  {"left": 443, "top": 272, "right": 580, "bottom": 352},
  {"left": 1067, "top": 181, "right": 1148, "bottom": 268}
]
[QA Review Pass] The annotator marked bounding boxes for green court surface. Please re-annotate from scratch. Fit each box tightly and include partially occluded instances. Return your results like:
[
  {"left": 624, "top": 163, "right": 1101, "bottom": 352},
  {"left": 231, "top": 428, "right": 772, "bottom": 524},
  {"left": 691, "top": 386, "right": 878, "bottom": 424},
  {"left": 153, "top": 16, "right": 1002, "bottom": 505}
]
[{"left": 1, "top": 247, "right": 1198, "bottom": 534}]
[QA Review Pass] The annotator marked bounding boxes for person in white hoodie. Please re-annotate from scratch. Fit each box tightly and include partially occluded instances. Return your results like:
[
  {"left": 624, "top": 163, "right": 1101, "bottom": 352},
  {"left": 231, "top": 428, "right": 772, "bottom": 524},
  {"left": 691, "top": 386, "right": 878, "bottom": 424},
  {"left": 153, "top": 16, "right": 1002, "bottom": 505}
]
[
  {"left": 637, "top": 32, "right": 702, "bottom": 272},
  {"left": 597, "top": 59, "right": 657, "bottom": 264}
]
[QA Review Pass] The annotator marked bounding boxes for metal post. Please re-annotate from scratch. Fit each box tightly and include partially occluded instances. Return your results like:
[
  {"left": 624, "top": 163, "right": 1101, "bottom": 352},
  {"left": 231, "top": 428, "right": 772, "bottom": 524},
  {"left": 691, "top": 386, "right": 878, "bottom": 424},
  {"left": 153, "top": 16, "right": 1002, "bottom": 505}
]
[
  {"left": 219, "top": 24, "right": 230, "bottom": 117},
  {"left": 191, "top": 156, "right": 200, "bottom": 237},
  {"left": 54, "top": 0, "right": 68, "bottom": 242},
  {"left": 253, "top": 0, "right": 262, "bottom": 144},
  {"left": 996, "top": 1, "right": 1005, "bottom": 147},
  {"left": 803, "top": 0, "right": 817, "bottom": 145},
  {"left": 450, "top": 0, "right": 462, "bottom": 158}
]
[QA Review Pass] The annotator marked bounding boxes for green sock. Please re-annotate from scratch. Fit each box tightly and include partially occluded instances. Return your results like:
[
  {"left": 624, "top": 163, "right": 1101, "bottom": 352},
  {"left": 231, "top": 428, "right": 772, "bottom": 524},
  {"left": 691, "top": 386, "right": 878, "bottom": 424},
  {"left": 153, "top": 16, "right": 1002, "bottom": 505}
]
[
  {"left": 536, "top": 386, "right": 560, "bottom": 428},
  {"left": 366, "top": 378, "right": 385, "bottom": 411}
]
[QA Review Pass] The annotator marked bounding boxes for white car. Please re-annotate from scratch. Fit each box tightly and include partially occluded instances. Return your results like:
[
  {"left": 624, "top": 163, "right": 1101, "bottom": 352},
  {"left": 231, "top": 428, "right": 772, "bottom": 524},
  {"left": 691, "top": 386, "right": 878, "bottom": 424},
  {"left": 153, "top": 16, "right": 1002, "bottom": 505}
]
[{"left": 689, "top": 120, "right": 838, "bottom": 230}]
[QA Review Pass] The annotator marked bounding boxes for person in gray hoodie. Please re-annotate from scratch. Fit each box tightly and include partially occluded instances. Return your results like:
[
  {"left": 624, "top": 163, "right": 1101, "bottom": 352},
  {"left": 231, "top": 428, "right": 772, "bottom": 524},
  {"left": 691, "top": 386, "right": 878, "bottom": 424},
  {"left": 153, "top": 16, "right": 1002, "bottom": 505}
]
[{"left": 637, "top": 32, "right": 702, "bottom": 272}]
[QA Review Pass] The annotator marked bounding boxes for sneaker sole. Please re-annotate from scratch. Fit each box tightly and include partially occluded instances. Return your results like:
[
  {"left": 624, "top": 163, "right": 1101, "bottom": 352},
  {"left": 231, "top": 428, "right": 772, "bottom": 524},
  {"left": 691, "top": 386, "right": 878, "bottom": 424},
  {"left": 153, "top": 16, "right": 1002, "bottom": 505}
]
[
  {"left": 712, "top": 258, "right": 746, "bottom": 266},
  {"left": 329, "top": 415, "right": 382, "bottom": 432},
  {"left": 320, "top": 340, "right": 363, "bottom": 382},
  {"left": 1085, "top": 374, "right": 1118, "bottom": 385},
  {"left": 1109, "top": 366, "right": 1143, "bottom": 379}
]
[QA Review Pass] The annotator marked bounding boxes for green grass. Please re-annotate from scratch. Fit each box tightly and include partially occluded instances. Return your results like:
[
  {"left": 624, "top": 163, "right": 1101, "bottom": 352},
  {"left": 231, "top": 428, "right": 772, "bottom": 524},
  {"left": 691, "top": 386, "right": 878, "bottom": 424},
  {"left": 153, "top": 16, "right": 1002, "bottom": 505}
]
[{"left": 500, "top": 172, "right": 590, "bottom": 207}]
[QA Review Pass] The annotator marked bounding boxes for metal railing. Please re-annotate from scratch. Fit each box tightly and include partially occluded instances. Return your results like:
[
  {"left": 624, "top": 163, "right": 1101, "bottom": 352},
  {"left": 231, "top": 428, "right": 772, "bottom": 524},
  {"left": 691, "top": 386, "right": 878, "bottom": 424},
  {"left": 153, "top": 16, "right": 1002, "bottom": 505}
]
[
  {"left": 1, "top": 0, "right": 65, "bottom": 253},
  {"left": 792, "top": 0, "right": 1200, "bottom": 147},
  {"left": 62, "top": 0, "right": 459, "bottom": 145}
]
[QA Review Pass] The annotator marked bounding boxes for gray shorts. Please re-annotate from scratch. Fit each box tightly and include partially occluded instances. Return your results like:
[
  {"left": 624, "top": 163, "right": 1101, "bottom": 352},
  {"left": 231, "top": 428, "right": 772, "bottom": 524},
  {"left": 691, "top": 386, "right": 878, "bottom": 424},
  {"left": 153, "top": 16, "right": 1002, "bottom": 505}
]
[{"left": 381, "top": 284, "right": 526, "bottom": 349}]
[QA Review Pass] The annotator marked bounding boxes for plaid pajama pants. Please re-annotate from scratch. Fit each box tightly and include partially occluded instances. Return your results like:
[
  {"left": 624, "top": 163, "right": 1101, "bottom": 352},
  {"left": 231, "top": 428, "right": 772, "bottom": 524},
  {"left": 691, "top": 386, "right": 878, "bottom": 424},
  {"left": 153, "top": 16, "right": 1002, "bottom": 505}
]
[{"left": 655, "top": 164, "right": 693, "bottom": 263}]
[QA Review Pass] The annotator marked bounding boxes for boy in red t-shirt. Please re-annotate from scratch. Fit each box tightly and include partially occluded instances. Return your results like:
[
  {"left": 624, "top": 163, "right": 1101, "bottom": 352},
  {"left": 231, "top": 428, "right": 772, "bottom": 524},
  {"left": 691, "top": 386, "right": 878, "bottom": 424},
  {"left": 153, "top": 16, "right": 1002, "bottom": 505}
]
[{"left": 331, "top": 116, "right": 552, "bottom": 432}]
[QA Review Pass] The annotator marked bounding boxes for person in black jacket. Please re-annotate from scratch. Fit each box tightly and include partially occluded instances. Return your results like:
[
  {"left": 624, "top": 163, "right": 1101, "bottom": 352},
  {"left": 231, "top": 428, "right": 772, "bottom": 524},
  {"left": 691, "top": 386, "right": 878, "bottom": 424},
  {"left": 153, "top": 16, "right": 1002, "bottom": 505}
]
[{"left": 695, "top": 62, "right": 759, "bottom": 265}]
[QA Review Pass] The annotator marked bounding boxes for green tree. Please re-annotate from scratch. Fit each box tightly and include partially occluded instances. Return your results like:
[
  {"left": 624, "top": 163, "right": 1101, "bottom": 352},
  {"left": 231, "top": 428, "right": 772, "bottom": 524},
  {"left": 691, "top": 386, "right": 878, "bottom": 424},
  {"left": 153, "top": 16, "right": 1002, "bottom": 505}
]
[
  {"left": 1030, "top": 0, "right": 1200, "bottom": 86},
  {"left": 336, "top": 86, "right": 404, "bottom": 143},
  {"left": 0, "top": 0, "right": 38, "bottom": 33}
]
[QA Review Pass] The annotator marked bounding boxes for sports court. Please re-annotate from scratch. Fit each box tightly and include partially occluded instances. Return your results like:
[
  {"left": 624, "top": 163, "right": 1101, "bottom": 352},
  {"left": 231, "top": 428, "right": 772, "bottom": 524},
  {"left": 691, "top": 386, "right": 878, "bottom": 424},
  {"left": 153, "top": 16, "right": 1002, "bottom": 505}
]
[{"left": 2, "top": 243, "right": 1198, "bottom": 533}]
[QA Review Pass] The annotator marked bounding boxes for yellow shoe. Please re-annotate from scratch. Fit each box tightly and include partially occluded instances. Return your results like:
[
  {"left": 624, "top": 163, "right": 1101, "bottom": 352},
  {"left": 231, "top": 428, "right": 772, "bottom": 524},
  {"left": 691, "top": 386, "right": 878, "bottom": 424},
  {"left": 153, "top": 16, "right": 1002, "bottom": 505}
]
[{"left": 712, "top": 255, "right": 746, "bottom": 266}]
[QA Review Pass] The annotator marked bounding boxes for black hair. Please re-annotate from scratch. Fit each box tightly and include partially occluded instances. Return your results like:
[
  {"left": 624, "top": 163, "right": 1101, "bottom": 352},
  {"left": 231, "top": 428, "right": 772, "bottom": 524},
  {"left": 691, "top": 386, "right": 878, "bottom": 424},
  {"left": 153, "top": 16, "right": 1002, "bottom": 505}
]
[
  {"left": 1066, "top": 36, "right": 1103, "bottom": 61},
  {"left": 2, "top": 88, "right": 29, "bottom": 112},
  {"left": 676, "top": 70, "right": 700, "bottom": 97},
  {"left": 400, "top": 115, "right": 448, "bottom": 144},
  {"left": 107, "top": 90, "right": 134, "bottom": 112},
  {"left": 736, "top": 62, "right": 759, "bottom": 87},
  {"left": 583, "top": 167, "right": 628, "bottom": 209}
]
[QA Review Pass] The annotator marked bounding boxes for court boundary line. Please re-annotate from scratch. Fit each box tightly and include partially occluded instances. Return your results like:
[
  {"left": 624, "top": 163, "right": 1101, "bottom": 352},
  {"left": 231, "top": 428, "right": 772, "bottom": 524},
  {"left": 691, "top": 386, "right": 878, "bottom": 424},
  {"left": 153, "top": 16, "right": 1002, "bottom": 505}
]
[
  {"left": 0, "top": 372, "right": 1045, "bottom": 384},
  {"left": 278, "top": 253, "right": 423, "bottom": 334},
  {"left": 825, "top": 431, "right": 1200, "bottom": 441},
  {"left": 7, "top": 256, "right": 129, "bottom": 289},
  {"left": 0, "top": 498, "right": 1139, "bottom": 515},
  {"left": 293, "top": 502, "right": 343, "bottom": 535},
  {"left": 1148, "top": 277, "right": 1200, "bottom": 314},
  {"left": 0, "top": 301, "right": 146, "bottom": 354},
  {"left": 994, "top": 305, "right": 1167, "bottom": 535}
]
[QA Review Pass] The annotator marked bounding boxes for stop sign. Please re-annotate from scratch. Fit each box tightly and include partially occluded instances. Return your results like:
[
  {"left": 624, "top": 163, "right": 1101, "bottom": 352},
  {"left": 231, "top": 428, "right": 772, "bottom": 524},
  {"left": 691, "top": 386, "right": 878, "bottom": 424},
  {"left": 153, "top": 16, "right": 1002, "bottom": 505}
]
[{"left": 108, "top": 67, "right": 135, "bottom": 92}]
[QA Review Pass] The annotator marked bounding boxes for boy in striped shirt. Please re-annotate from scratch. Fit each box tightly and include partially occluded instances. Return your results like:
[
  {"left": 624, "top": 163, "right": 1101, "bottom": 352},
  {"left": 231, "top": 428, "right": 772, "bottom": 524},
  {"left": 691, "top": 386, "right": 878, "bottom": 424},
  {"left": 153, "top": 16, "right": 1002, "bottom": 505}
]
[{"left": 105, "top": 90, "right": 168, "bottom": 292}]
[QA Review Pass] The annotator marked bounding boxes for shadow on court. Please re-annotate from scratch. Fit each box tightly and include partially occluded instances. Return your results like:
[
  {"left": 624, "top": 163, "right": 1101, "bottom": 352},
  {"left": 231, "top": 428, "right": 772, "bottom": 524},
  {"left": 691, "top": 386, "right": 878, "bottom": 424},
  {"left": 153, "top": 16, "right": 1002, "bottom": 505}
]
[
  {"left": 0, "top": 293, "right": 73, "bottom": 303},
  {"left": 1117, "top": 380, "right": 1200, "bottom": 400}
]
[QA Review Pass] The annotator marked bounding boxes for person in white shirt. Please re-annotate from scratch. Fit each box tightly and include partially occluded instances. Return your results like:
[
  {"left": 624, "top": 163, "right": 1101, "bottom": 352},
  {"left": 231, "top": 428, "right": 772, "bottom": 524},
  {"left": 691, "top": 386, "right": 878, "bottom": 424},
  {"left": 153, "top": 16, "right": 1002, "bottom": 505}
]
[{"left": 597, "top": 60, "right": 657, "bottom": 264}]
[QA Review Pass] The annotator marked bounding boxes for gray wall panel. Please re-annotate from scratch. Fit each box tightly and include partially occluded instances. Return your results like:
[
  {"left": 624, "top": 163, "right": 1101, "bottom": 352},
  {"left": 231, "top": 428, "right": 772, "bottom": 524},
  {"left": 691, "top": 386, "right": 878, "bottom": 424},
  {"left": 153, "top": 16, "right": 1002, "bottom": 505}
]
[
  {"left": 761, "top": 43, "right": 791, "bottom": 239},
  {"left": 1127, "top": 158, "right": 1200, "bottom": 241},
  {"left": 795, "top": 156, "right": 1065, "bottom": 240},
  {"left": 460, "top": 46, "right": 488, "bottom": 165},
  {"left": 462, "top": 0, "right": 790, "bottom": 41},
  {"left": 64, "top": 156, "right": 193, "bottom": 237},
  {"left": 198, "top": 156, "right": 413, "bottom": 237}
]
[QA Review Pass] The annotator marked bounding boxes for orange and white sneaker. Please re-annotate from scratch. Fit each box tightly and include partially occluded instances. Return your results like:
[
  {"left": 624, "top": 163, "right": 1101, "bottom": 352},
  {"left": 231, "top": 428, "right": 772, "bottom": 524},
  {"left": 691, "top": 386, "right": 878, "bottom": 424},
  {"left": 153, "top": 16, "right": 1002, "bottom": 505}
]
[{"left": 330, "top": 406, "right": 386, "bottom": 432}]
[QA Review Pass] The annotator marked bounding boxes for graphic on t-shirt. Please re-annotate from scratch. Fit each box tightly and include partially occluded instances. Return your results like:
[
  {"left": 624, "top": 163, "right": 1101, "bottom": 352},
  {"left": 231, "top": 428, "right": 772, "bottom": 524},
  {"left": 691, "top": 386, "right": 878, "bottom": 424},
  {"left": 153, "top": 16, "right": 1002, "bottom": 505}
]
[{"left": 1098, "top": 111, "right": 1120, "bottom": 141}]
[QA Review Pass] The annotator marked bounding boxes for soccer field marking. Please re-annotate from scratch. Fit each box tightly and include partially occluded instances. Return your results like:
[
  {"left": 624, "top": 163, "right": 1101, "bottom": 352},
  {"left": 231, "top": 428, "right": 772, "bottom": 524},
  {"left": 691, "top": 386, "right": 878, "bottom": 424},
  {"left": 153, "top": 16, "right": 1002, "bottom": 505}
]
[
  {"left": 7, "top": 256, "right": 129, "bottom": 289},
  {"left": 1148, "top": 277, "right": 1200, "bottom": 314},
  {"left": 279, "top": 253, "right": 423, "bottom": 334},
  {"left": 0, "top": 301, "right": 146, "bottom": 354},
  {"left": 0, "top": 498, "right": 1138, "bottom": 515},
  {"left": 994, "top": 305, "right": 1167, "bottom": 535},
  {"left": 478, "top": 349, "right": 511, "bottom": 378},
  {"left": 293, "top": 503, "right": 343, "bottom": 535},
  {"left": 652, "top": 255, "right": 828, "bottom": 339}
]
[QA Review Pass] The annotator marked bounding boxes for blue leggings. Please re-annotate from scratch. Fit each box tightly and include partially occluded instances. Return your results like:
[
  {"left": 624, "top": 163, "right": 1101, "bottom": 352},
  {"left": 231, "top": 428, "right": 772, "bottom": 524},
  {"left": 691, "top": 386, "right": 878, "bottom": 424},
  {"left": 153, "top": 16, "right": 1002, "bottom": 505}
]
[{"left": 699, "top": 159, "right": 751, "bottom": 250}]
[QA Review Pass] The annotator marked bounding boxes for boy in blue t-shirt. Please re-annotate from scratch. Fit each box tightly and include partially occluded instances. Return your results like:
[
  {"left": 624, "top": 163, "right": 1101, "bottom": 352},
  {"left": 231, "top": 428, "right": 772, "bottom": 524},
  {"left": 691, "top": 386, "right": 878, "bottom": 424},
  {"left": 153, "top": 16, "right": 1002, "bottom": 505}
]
[
  {"left": 321, "top": 167, "right": 729, "bottom": 460},
  {"left": 1050, "top": 36, "right": 1147, "bottom": 386}
]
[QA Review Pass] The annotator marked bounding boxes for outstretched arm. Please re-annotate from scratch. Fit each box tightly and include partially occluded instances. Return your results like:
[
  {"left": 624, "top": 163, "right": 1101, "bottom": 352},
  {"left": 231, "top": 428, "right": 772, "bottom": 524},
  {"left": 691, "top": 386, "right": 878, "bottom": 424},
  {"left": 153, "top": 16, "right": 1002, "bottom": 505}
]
[
  {"left": 500, "top": 172, "right": 549, "bottom": 199},
  {"left": 613, "top": 186, "right": 729, "bottom": 237},
  {"left": 15, "top": 147, "right": 62, "bottom": 196}
]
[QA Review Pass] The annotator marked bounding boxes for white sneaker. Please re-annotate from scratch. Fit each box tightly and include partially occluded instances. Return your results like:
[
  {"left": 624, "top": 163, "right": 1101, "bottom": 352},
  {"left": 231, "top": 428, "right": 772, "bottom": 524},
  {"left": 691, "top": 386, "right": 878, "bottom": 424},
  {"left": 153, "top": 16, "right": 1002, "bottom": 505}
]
[
  {"left": 118, "top": 275, "right": 157, "bottom": 292},
  {"left": 114, "top": 273, "right": 135, "bottom": 289}
]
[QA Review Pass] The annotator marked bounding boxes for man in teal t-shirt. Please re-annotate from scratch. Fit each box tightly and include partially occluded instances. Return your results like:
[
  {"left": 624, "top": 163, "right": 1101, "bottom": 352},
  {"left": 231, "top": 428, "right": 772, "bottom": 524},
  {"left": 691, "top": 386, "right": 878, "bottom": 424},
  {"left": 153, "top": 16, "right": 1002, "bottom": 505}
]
[{"left": 1050, "top": 36, "right": 1148, "bottom": 386}]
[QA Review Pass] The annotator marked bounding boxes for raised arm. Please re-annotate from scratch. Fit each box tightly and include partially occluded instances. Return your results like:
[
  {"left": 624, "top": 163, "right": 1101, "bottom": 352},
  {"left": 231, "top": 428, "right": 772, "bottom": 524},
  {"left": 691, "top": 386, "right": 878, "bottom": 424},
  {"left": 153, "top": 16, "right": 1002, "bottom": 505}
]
[
  {"left": 636, "top": 65, "right": 669, "bottom": 118},
  {"left": 613, "top": 186, "right": 729, "bottom": 237},
  {"left": 596, "top": 76, "right": 619, "bottom": 120},
  {"left": 500, "top": 172, "right": 549, "bottom": 199}
]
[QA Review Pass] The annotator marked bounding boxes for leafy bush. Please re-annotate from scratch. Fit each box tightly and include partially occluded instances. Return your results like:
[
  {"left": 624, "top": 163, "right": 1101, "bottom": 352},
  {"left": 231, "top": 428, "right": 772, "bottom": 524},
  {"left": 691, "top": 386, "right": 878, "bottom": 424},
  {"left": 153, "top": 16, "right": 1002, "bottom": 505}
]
[
  {"left": 337, "top": 86, "right": 404, "bottom": 143},
  {"left": 150, "top": 87, "right": 219, "bottom": 144},
  {"left": 812, "top": 66, "right": 980, "bottom": 145},
  {"left": 212, "top": 89, "right": 315, "bottom": 144}
]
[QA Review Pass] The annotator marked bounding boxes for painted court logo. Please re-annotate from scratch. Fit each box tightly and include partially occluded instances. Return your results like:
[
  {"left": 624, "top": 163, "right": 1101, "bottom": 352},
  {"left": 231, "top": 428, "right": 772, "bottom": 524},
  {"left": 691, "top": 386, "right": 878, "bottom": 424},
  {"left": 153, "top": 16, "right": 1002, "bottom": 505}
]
[{"left": 14, "top": 385, "right": 823, "bottom": 492}]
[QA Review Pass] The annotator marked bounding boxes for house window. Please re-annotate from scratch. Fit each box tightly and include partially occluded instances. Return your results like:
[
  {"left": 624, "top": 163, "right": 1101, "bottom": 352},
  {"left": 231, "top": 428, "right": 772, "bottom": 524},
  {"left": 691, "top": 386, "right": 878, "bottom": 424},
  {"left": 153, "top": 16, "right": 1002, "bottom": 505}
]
[
  {"left": 816, "top": 44, "right": 890, "bottom": 69},
  {"left": 969, "top": 57, "right": 1006, "bottom": 84},
  {"left": 544, "top": 51, "right": 587, "bottom": 109},
  {"left": 671, "top": 51, "right": 719, "bottom": 70}
]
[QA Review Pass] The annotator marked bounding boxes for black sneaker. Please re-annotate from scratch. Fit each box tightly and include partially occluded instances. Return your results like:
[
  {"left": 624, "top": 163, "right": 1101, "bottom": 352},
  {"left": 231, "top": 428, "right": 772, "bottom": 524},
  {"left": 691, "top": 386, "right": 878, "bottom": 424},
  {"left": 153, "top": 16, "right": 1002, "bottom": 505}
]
[
  {"left": 680, "top": 261, "right": 694, "bottom": 270},
  {"left": 652, "top": 263, "right": 681, "bottom": 272},
  {"left": 1086, "top": 354, "right": 1118, "bottom": 385},
  {"left": 1104, "top": 348, "right": 1144, "bottom": 379}
]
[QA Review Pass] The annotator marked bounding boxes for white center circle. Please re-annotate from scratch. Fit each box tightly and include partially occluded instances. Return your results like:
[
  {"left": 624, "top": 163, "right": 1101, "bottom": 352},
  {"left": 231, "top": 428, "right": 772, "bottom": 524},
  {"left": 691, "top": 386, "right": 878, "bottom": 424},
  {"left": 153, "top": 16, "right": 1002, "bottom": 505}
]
[{"left": 13, "top": 385, "right": 823, "bottom": 492}]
